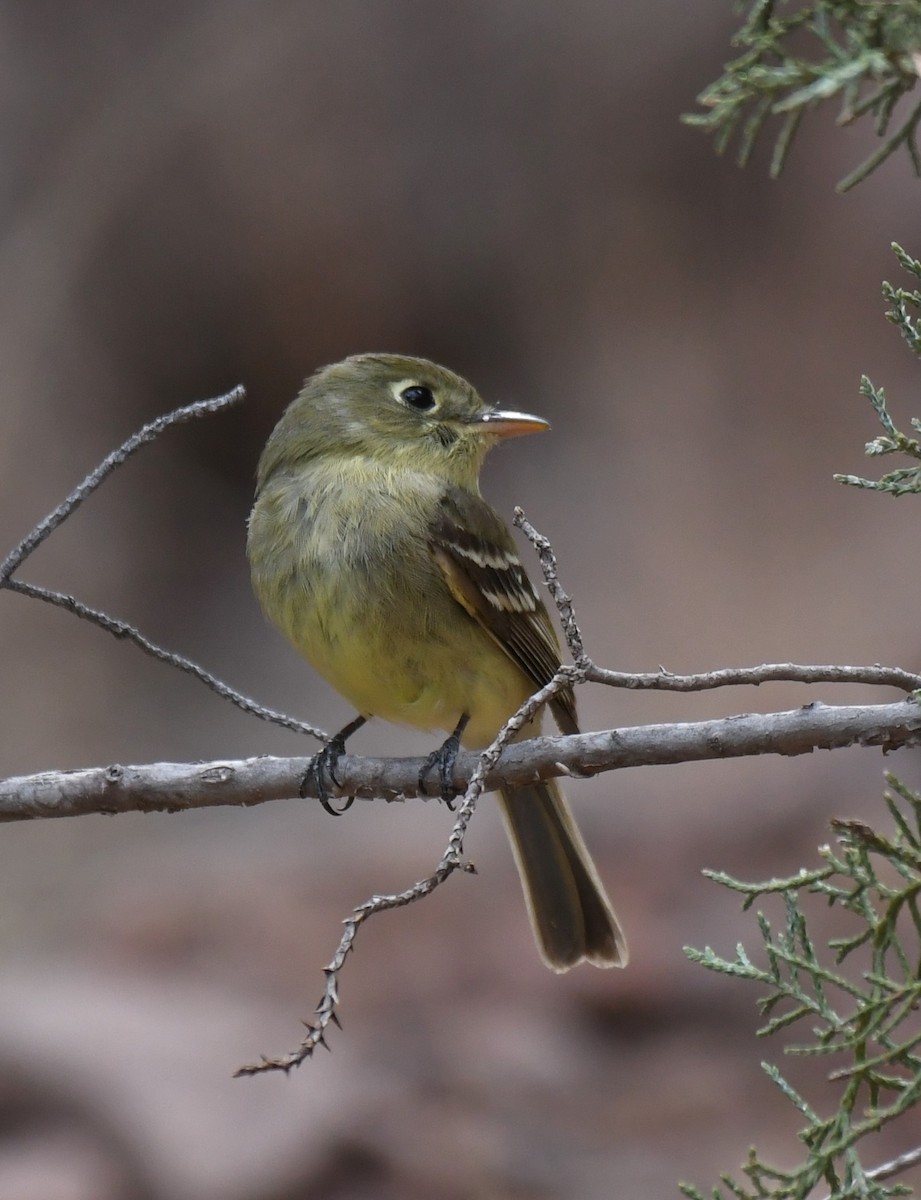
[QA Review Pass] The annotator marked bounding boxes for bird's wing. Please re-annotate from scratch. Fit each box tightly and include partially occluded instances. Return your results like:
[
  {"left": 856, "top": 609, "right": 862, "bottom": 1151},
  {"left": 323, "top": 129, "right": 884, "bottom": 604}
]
[{"left": 428, "top": 486, "right": 578, "bottom": 734}]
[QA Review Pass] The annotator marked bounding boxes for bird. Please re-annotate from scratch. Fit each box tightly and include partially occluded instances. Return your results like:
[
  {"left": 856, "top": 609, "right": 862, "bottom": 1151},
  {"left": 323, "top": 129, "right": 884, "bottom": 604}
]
[{"left": 246, "top": 353, "right": 627, "bottom": 971}]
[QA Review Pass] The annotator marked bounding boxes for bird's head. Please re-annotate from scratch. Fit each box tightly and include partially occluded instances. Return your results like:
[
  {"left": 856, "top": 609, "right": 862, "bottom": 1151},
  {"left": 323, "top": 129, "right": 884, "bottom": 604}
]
[{"left": 256, "top": 353, "right": 549, "bottom": 490}]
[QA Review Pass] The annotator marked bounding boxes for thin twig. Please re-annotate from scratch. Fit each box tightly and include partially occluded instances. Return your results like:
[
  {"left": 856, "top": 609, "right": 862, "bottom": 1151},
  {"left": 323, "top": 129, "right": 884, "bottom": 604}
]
[
  {"left": 814, "top": 1141, "right": 921, "bottom": 1199},
  {"left": 6, "top": 578, "right": 328, "bottom": 741},
  {"left": 0, "top": 385, "right": 329, "bottom": 742},
  {"left": 234, "top": 664, "right": 582, "bottom": 1076},
  {"left": 585, "top": 662, "right": 921, "bottom": 694},
  {"left": 513, "top": 508, "right": 587, "bottom": 664},
  {"left": 863, "top": 1141, "right": 921, "bottom": 1186},
  {"left": 514, "top": 510, "right": 921, "bottom": 696},
  {"left": 0, "top": 388, "right": 245, "bottom": 583}
]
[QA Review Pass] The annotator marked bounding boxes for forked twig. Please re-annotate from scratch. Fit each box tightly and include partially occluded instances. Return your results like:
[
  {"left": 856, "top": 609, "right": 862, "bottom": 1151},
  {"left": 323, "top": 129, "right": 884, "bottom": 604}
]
[
  {"left": 514, "top": 508, "right": 921, "bottom": 696},
  {"left": 0, "top": 386, "right": 329, "bottom": 743},
  {"left": 234, "top": 663, "right": 581, "bottom": 1076}
]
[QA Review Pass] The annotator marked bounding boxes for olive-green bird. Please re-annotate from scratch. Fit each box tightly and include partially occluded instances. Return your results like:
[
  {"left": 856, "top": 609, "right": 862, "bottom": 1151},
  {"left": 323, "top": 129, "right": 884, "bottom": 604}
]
[{"left": 247, "top": 353, "right": 627, "bottom": 971}]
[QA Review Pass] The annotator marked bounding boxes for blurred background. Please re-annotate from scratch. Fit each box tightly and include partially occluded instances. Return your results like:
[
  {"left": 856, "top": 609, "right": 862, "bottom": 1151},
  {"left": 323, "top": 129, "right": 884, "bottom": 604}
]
[{"left": 1, "top": 2, "right": 920, "bottom": 1197}]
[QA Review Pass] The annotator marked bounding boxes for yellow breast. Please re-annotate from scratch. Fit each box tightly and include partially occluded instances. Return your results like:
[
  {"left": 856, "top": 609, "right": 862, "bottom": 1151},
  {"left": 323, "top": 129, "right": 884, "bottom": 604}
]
[{"left": 248, "top": 458, "right": 532, "bottom": 746}]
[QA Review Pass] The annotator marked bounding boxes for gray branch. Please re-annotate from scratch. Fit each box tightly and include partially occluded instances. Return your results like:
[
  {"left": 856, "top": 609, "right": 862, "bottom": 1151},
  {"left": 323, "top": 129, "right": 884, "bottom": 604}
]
[{"left": 3, "top": 699, "right": 919, "bottom": 823}]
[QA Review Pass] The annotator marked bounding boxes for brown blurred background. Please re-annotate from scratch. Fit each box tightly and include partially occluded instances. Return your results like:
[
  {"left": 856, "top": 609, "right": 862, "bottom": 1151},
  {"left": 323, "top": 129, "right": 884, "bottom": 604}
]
[{"left": 1, "top": 3, "right": 920, "bottom": 1197}]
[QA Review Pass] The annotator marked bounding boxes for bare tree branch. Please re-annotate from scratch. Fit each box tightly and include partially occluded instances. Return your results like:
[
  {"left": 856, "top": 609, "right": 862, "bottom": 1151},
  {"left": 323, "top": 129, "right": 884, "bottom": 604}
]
[
  {"left": 0, "top": 386, "right": 331, "bottom": 743},
  {"left": 6, "top": 397, "right": 921, "bottom": 1076},
  {"left": 3, "top": 698, "right": 919, "bottom": 824},
  {"left": 514, "top": 509, "right": 921, "bottom": 696},
  {"left": 514, "top": 508, "right": 588, "bottom": 663},
  {"left": 584, "top": 661, "right": 921, "bottom": 693},
  {"left": 5, "top": 578, "right": 328, "bottom": 741},
  {"left": 234, "top": 660, "right": 581, "bottom": 1074},
  {"left": 0, "top": 389, "right": 245, "bottom": 582}
]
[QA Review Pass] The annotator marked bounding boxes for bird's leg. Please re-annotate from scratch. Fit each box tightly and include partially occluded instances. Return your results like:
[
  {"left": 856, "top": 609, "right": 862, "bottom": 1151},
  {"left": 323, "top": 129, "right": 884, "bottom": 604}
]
[
  {"left": 300, "top": 714, "right": 368, "bottom": 814},
  {"left": 418, "top": 712, "right": 470, "bottom": 808}
]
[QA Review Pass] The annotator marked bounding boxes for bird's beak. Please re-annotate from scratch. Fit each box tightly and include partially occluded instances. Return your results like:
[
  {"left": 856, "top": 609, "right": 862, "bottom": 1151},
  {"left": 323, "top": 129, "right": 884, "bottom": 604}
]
[{"left": 473, "top": 408, "right": 551, "bottom": 439}]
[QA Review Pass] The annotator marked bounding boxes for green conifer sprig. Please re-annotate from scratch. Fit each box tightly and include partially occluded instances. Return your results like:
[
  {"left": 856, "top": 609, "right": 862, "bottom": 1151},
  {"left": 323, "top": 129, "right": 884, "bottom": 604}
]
[
  {"left": 680, "top": 776, "right": 921, "bottom": 1199},
  {"left": 835, "top": 244, "right": 921, "bottom": 495},
  {"left": 684, "top": 1, "right": 921, "bottom": 191}
]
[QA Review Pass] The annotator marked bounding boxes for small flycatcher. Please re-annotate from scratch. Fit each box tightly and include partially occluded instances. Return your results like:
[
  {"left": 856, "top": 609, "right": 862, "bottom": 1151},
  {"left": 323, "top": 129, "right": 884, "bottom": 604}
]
[{"left": 247, "top": 353, "right": 627, "bottom": 971}]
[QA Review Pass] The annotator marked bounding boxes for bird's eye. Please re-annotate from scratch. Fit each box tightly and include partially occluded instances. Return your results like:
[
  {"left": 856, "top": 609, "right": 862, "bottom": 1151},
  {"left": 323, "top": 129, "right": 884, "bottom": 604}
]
[{"left": 400, "top": 385, "right": 436, "bottom": 412}]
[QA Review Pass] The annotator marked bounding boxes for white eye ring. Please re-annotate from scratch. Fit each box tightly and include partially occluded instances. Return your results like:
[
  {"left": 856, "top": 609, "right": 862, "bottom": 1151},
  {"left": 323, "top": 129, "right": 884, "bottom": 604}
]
[{"left": 391, "top": 379, "right": 437, "bottom": 412}]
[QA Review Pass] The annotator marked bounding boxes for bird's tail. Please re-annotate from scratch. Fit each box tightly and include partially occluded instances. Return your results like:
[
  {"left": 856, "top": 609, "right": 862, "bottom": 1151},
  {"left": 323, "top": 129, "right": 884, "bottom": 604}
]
[{"left": 498, "top": 779, "right": 627, "bottom": 971}]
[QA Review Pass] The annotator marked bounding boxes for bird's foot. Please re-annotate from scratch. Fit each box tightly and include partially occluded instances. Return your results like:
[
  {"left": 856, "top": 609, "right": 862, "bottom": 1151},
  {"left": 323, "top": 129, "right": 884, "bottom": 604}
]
[
  {"left": 418, "top": 714, "right": 470, "bottom": 808},
  {"left": 299, "top": 715, "right": 367, "bottom": 815}
]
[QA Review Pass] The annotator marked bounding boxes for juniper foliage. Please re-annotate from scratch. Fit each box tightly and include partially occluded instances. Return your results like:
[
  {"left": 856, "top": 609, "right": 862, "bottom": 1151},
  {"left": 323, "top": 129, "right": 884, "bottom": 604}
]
[
  {"left": 680, "top": 775, "right": 921, "bottom": 1199},
  {"left": 685, "top": 1, "right": 921, "bottom": 191}
]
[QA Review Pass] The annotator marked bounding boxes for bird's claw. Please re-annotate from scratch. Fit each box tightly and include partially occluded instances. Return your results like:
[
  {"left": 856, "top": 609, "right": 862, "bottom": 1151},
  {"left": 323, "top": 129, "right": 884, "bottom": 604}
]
[
  {"left": 419, "top": 716, "right": 469, "bottom": 807},
  {"left": 300, "top": 736, "right": 355, "bottom": 814}
]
